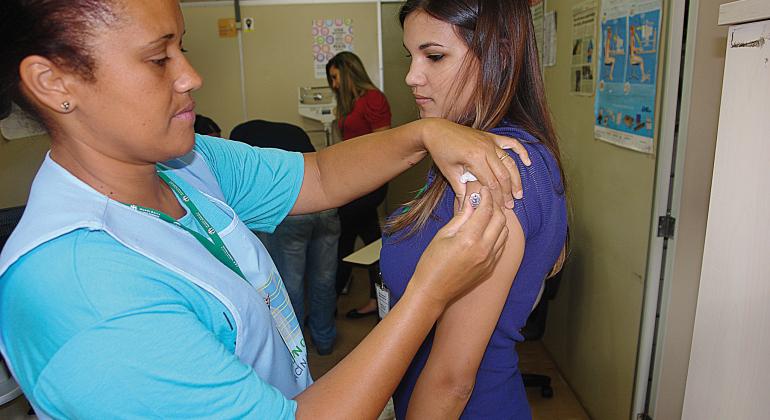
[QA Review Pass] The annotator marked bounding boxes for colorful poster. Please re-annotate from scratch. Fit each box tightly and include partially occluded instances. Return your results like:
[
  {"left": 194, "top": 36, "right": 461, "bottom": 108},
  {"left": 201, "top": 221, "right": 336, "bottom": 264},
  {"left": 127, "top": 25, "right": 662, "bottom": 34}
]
[
  {"left": 312, "top": 18, "right": 354, "bottom": 79},
  {"left": 594, "top": 0, "right": 661, "bottom": 153},
  {"left": 570, "top": 0, "right": 597, "bottom": 96}
]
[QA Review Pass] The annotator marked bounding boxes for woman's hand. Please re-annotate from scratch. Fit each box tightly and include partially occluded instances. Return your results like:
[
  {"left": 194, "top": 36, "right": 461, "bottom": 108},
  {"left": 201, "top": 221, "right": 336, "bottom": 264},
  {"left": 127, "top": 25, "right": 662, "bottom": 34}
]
[
  {"left": 418, "top": 118, "right": 531, "bottom": 210},
  {"left": 408, "top": 187, "right": 509, "bottom": 307}
]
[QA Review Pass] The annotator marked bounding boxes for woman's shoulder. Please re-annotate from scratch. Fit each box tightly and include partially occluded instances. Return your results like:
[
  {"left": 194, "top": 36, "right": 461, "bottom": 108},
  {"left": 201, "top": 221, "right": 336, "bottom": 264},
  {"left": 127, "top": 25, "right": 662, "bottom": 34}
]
[
  {"left": 357, "top": 89, "right": 391, "bottom": 125},
  {"left": 0, "top": 230, "right": 170, "bottom": 358},
  {"left": 192, "top": 133, "right": 300, "bottom": 169},
  {"left": 1, "top": 229, "right": 188, "bottom": 317},
  {"left": 361, "top": 89, "right": 389, "bottom": 105},
  {"left": 492, "top": 126, "right": 563, "bottom": 190},
  {"left": 363, "top": 88, "right": 385, "bottom": 98},
  {"left": 492, "top": 126, "right": 566, "bottom": 238}
]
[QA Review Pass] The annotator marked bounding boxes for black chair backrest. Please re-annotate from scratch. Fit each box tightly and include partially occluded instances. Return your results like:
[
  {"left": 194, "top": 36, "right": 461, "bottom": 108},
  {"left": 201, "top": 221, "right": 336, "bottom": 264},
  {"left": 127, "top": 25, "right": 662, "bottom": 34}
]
[
  {"left": 521, "top": 269, "right": 564, "bottom": 341},
  {"left": 0, "top": 206, "right": 25, "bottom": 251},
  {"left": 230, "top": 120, "right": 316, "bottom": 153}
]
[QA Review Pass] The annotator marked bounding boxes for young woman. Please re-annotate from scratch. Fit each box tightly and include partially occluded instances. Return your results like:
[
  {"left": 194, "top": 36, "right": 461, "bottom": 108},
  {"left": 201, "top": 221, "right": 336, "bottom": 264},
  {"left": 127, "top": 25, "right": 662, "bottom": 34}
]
[
  {"left": 380, "top": 1, "right": 569, "bottom": 418},
  {"left": 0, "top": 1, "right": 532, "bottom": 418},
  {"left": 326, "top": 51, "right": 390, "bottom": 318}
]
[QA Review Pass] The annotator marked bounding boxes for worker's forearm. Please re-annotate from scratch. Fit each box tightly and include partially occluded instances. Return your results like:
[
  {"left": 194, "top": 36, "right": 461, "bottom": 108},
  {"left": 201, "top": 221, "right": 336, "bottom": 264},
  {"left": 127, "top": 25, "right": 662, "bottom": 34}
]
[
  {"left": 295, "top": 120, "right": 428, "bottom": 213},
  {"left": 294, "top": 281, "right": 443, "bottom": 419}
]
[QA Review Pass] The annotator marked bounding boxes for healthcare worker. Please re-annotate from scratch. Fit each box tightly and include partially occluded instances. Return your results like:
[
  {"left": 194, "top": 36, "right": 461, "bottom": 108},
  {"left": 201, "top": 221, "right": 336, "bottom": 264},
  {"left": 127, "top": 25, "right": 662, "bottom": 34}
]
[{"left": 0, "top": 0, "right": 529, "bottom": 418}]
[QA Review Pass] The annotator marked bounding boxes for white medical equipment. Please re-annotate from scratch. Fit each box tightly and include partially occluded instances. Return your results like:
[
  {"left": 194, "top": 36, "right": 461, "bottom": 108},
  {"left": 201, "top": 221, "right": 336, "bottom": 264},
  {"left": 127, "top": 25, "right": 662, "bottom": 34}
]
[
  {"left": 0, "top": 103, "right": 47, "bottom": 140},
  {"left": 298, "top": 86, "right": 336, "bottom": 147},
  {"left": 0, "top": 358, "right": 21, "bottom": 406}
]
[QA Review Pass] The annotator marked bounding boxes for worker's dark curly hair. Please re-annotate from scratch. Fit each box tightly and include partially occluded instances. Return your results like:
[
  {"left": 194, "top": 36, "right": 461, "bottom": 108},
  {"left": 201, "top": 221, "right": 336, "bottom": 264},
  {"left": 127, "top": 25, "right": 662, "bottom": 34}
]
[{"left": 0, "top": 0, "right": 121, "bottom": 120}]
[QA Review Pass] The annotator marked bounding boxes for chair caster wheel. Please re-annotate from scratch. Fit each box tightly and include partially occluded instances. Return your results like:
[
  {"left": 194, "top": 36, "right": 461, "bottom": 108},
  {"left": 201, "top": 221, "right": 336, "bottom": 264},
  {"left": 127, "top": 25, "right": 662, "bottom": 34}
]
[{"left": 541, "top": 386, "right": 554, "bottom": 398}]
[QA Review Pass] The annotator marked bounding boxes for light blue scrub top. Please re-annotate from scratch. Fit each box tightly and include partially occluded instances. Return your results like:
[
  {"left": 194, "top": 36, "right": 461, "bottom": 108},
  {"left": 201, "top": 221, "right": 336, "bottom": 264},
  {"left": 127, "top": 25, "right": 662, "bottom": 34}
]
[{"left": 0, "top": 135, "right": 305, "bottom": 419}]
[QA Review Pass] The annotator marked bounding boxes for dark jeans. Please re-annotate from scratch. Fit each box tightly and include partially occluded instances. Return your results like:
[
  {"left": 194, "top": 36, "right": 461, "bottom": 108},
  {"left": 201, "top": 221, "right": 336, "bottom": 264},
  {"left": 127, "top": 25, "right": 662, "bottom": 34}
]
[
  {"left": 336, "top": 184, "right": 387, "bottom": 298},
  {"left": 257, "top": 209, "right": 340, "bottom": 349}
]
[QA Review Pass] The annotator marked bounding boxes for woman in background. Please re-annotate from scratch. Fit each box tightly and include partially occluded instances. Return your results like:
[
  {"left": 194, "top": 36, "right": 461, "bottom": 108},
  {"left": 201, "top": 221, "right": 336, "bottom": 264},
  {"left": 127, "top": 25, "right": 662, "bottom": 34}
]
[
  {"left": 326, "top": 51, "right": 390, "bottom": 318},
  {"left": 381, "top": 0, "right": 569, "bottom": 418}
]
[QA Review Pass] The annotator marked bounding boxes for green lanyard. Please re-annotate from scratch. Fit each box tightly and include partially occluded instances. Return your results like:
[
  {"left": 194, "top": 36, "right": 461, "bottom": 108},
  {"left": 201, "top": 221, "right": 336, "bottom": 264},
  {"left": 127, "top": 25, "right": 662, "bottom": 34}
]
[{"left": 122, "top": 171, "right": 247, "bottom": 281}]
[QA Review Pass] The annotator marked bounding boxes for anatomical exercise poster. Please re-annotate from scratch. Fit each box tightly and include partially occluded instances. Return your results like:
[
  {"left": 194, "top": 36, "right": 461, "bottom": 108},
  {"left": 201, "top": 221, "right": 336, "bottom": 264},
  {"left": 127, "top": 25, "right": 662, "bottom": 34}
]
[{"left": 594, "top": 0, "right": 661, "bottom": 154}]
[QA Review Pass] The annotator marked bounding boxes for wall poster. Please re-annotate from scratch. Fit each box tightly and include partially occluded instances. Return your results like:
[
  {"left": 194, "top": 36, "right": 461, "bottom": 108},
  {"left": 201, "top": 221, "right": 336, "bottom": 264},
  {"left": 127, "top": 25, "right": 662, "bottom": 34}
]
[
  {"left": 312, "top": 18, "right": 354, "bottom": 79},
  {"left": 594, "top": 0, "right": 661, "bottom": 153},
  {"left": 570, "top": 0, "right": 597, "bottom": 96},
  {"left": 530, "top": 0, "right": 545, "bottom": 65},
  {"left": 543, "top": 11, "right": 557, "bottom": 67}
]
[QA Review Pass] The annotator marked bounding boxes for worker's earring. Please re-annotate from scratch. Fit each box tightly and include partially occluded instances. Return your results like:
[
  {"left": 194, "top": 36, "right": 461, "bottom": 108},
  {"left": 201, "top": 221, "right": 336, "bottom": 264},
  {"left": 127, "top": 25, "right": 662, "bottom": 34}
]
[{"left": 60, "top": 101, "right": 71, "bottom": 112}]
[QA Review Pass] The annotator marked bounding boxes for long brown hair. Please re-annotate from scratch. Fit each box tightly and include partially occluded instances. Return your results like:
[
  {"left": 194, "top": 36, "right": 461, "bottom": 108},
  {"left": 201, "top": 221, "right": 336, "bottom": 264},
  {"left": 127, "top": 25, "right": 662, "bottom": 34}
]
[
  {"left": 325, "top": 51, "right": 378, "bottom": 120},
  {"left": 386, "top": 0, "right": 566, "bottom": 238}
]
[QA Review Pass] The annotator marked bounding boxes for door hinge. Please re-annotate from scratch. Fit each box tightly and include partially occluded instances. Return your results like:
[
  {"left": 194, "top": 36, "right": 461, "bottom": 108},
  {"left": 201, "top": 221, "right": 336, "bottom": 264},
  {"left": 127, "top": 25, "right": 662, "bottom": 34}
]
[
  {"left": 636, "top": 414, "right": 653, "bottom": 420},
  {"left": 657, "top": 215, "right": 676, "bottom": 239}
]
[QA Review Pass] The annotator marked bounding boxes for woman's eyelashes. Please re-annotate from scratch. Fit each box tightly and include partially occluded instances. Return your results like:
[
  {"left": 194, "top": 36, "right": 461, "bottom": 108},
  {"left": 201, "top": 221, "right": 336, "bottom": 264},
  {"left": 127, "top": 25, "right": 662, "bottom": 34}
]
[
  {"left": 403, "top": 53, "right": 444, "bottom": 62},
  {"left": 150, "top": 46, "right": 188, "bottom": 67},
  {"left": 151, "top": 57, "right": 170, "bottom": 66}
]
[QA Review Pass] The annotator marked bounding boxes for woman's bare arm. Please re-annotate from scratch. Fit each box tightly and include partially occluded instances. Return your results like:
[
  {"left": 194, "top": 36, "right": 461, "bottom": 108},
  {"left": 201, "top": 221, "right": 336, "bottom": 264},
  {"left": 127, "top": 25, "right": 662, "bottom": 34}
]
[
  {"left": 406, "top": 182, "right": 526, "bottom": 419},
  {"left": 294, "top": 188, "right": 509, "bottom": 419}
]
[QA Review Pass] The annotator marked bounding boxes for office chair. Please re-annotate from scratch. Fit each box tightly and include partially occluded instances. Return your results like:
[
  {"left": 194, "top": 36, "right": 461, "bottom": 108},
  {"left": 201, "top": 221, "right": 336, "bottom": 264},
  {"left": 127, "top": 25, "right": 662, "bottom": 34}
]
[
  {"left": 230, "top": 120, "right": 316, "bottom": 153},
  {"left": 0, "top": 206, "right": 24, "bottom": 250},
  {"left": 0, "top": 206, "right": 26, "bottom": 408},
  {"left": 521, "top": 269, "right": 564, "bottom": 399}
]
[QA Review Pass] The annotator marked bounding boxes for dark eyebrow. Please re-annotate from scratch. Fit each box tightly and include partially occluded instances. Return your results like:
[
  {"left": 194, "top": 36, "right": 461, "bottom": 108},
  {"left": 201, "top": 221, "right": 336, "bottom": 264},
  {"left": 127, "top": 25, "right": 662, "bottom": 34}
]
[
  {"left": 147, "top": 29, "right": 187, "bottom": 47},
  {"left": 144, "top": 33, "right": 175, "bottom": 48},
  {"left": 419, "top": 42, "right": 445, "bottom": 50}
]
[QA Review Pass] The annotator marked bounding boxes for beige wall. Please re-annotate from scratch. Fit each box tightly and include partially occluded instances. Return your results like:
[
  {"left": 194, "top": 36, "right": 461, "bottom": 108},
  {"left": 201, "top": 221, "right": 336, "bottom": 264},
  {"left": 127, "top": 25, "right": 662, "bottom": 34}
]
[
  {"left": 380, "top": 2, "right": 426, "bottom": 214},
  {"left": 653, "top": 0, "right": 727, "bottom": 418},
  {"left": 542, "top": 1, "right": 662, "bottom": 419},
  {"left": 0, "top": 134, "right": 49, "bottom": 209},
  {"left": 182, "top": 3, "right": 380, "bottom": 150},
  {"left": 242, "top": 3, "right": 379, "bottom": 149},
  {"left": 181, "top": 5, "right": 244, "bottom": 138}
]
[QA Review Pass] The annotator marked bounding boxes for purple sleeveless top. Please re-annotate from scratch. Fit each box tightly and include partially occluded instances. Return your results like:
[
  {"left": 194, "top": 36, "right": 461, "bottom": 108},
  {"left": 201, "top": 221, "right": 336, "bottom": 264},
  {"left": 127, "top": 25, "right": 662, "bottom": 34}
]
[{"left": 380, "top": 124, "right": 567, "bottom": 419}]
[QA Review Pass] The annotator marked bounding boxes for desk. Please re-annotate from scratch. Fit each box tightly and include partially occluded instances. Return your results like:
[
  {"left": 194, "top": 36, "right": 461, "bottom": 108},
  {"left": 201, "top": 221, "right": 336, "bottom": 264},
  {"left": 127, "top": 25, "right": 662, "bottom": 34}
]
[{"left": 342, "top": 238, "right": 382, "bottom": 268}]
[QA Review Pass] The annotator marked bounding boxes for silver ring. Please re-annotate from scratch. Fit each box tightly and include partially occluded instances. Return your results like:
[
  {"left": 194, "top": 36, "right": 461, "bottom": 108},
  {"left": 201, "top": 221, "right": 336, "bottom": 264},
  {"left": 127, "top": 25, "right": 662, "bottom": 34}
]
[{"left": 469, "top": 192, "right": 481, "bottom": 209}]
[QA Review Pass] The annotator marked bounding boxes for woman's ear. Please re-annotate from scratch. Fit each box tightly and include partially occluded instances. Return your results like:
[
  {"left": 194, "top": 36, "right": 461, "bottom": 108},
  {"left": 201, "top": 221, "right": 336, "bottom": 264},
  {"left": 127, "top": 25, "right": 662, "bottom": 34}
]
[{"left": 18, "top": 55, "right": 78, "bottom": 114}]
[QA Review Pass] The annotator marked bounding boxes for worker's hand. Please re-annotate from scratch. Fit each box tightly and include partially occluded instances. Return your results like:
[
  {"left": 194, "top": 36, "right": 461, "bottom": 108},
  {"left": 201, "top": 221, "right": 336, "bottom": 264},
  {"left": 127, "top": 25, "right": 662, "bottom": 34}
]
[
  {"left": 418, "top": 118, "right": 530, "bottom": 210},
  {"left": 409, "top": 187, "right": 508, "bottom": 307}
]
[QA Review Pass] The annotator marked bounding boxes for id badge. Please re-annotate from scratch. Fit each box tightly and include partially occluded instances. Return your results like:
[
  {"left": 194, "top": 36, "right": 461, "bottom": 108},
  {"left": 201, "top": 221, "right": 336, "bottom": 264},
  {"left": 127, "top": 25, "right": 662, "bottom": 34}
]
[{"left": 375, "top": 277, "right": 391, "bottom": 319}]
